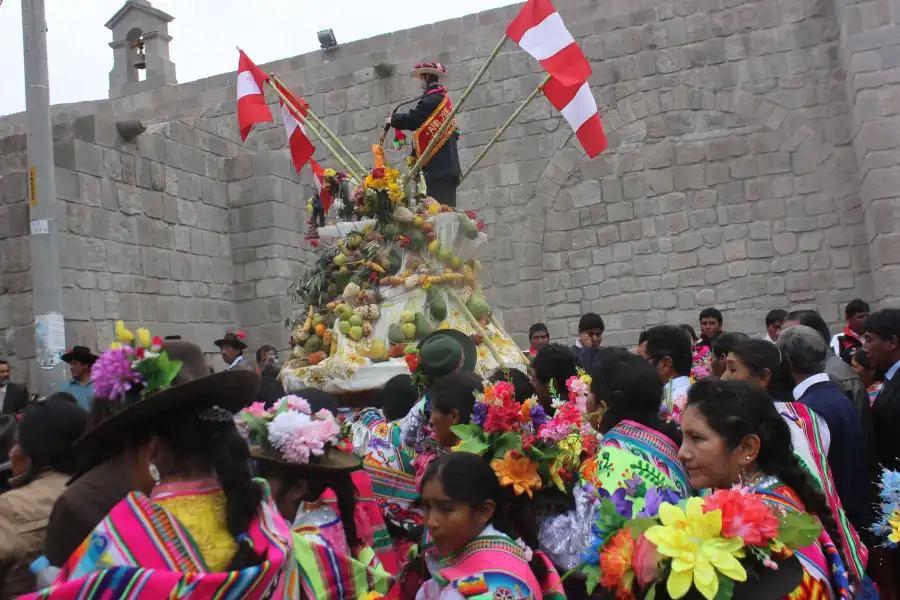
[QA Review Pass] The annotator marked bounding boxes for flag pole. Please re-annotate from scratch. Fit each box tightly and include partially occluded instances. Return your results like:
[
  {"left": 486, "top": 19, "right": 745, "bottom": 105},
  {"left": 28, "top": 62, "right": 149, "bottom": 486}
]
[
  {"left": 265, "top": 79, "right": 364, "bottom": 181},
  {"left": 459, "top": 73, "right": 551, "bottom": 184},
  {"left": 270, "top": 73, "right": 369, "bottom": 176},
  {"left": 402, "top": 35, "right": 508, "bottom": 186}
]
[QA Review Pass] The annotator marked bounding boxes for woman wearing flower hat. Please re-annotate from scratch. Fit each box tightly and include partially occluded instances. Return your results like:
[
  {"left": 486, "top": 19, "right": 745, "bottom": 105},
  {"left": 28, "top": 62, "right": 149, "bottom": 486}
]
[
  {"left": 23, "top": 324, "right": 297, "bottom": 600},
  {"left": 387, "top": 61, "right": 461, "bottom": 207},
  {"left": 238, "top": 397, "right": 393, "bottom": 600}
]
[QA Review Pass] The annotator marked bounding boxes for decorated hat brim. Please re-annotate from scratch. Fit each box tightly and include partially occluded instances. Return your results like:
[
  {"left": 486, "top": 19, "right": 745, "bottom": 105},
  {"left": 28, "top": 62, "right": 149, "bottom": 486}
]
[
  {"left": 214, "top": 338, "right": 247, "bottom": 350},
  {"left": 250, "top": 445, "right": 361, "bottom": 472},
  {"left": 410, "top": 67, "right": 447, "bottom": 81},
  {"left": 420, "top": 329, "right": 477, "bottom": 373},
  {"left": 73, "top": 370, "right": 260, "bottom": 454}
]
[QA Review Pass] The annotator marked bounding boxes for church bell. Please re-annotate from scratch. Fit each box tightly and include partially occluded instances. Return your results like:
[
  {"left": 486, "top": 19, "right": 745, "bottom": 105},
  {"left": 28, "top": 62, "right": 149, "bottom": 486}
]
[{"left": 131, "top": 38, "right": 146, "bottom": 70}]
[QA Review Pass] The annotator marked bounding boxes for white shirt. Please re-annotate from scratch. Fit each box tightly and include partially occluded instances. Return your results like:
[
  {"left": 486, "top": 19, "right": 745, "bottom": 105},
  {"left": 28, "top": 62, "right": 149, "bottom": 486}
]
[
  {"left": 829, "top": 330, "right": 863, "bottom": 356},
  {"left": 886, "top": 359, "right": 900, "bottom": 381},
  {"left": 228, "top": 355, "right": 247, "bottom": 370},
  {"left": 764, "top": 333, "right": 777, "bottom": 344},
  {"left": 0, "top": 384, "right": 6, "bottom": 413},
  {"left": 791, "top": 372, "right": 831, "bottom": 400}
]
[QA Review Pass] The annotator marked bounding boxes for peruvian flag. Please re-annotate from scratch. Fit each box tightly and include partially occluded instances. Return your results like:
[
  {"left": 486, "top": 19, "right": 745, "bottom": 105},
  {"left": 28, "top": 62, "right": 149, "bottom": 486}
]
[
  {"left": 310, "top": 158, "right": 334, "bottom": 213},
  {"left": 506, "top": 0, "right": 592, "bottom": 87},
  {"left": 543, "top": 78, "right": 607, "bottom": 158},
  {"left": 274, "top": 79, "right": 315, "bottom": 173},
  {"left": 236, "top": 50, "right": 273, "bottom": 141}
]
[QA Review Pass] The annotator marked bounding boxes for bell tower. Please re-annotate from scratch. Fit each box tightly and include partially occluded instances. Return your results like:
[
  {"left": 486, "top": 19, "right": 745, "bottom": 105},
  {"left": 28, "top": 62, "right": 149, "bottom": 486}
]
[{"left": 105, "top": 0, "right": 176, "bottom": 99}]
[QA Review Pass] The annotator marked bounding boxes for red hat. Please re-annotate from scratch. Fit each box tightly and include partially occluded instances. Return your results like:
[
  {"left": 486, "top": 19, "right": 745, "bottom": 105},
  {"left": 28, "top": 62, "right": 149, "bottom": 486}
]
[{"left": 411, "top": 61, "right": 447, "bottom": 82}]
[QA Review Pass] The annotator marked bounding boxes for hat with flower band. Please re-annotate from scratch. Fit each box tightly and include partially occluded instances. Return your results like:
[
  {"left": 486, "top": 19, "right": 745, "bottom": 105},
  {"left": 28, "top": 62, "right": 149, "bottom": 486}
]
[
  {"left": 238, "top": 396, "right": 361, "bottom": 472},
  {"left": 74, "top": 321, "right": 259, "bottom": 453},
  {"left": 410, "top": 61, "right": 447, "bottom": 82}
]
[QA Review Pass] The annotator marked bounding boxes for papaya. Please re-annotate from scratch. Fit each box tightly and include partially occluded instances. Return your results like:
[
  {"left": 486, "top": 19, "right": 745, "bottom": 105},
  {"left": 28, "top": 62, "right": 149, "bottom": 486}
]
[
  {"left": 383, "top": 223, "right": 398, "bottom": 239},
  {"left": 414, "top": 312, "right": 434, "bottom": 340},
  {"left": 388, "top": 324, "right": 407, "bottom": 345},
  {"left": 467, "top": 295, "right": 492, "bottom": 320},
  {"left": 429, "top": 289, "right": 448, "bottom": 321},
  {"left": 457, "top": 213, "right": 480, "bottom": 239},
  {"left": 304, "top": 335, "right": 323, "bottom": 353}
]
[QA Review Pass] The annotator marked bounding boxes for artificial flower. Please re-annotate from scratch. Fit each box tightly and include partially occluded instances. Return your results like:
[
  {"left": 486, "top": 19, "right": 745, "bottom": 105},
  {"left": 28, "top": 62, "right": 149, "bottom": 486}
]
[
  {"left": 491, "top": 450, "right": 542, "bottom": 498},
  {"left": 92, "top": 346, "right": 143, "bottom": 401},
  {"left": 644, "top": 498, "right": 747, "bottom": 600},
  {"left": 244, "top": 401, "right": 267, "bottom": 417},
  {"left": 599, "top": 528, "right": 636, "bottom": 600},
  {"left": 266, "top": 409, "right": 341, "bottom": 465},
  {"left": 135, "top": 328, "right": 151, "bottom": 348},
  {"left": 115, "top": 320, "right": 134, "bottom": 343},
  {"left": 633, "top": 532, "right": 663, "bottom": 588},
  {"left": 704, "top": 488, "right": 780, "bottom": 546},
  {"left": 274, "top": 395, "right": 312, "bottom": 414},
  {"left": 151, "top": 335, "right": 163, "bottom": 350},
  {"left": 638, "top": 487, "right": 682, "bottom": 518}
]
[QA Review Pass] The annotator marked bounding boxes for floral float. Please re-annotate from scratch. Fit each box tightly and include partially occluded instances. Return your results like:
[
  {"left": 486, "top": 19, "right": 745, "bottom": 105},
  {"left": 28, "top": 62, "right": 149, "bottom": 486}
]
[{"left": 282, "top": 154, "right": 527, "bottom": 394}]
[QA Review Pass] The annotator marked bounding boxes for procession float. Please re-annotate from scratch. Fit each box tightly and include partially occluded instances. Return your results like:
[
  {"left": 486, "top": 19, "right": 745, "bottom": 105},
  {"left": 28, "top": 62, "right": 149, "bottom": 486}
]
[{"left": 279, "top": 159, "right": 529, "bottom": 394}]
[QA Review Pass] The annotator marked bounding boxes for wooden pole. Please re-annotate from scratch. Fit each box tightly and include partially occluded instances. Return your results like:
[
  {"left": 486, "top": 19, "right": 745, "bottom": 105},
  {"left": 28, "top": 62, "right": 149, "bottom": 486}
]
[
  {"left": 265, "top": 79, "right": 363, "bottom": 180},
  {"left": 403, "top": 35, "right": 508, "bottom": 186},
  {"left": 270, "top": 73, "right": 369, "bottom": 176},
  {"left": 459, "top": 73, "right": 552, "bottom": 184}
]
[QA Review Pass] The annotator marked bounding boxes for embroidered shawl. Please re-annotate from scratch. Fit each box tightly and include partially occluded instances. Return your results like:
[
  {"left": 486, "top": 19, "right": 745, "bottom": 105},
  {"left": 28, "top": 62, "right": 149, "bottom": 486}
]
[{"left": 21, "top": 480, "right": 297, "bottom": 600}]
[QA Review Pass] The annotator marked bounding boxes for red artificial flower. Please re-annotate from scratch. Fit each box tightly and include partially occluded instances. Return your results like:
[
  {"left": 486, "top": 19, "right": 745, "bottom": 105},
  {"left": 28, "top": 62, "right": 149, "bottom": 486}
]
[
  {"left": 369, "top": 272, "right": 379, "bottom": 282},
  {"left": 476, "top": 219, "right": 485, "bottom": 232},
  {"left": 135, "top": 347, "right": 146, "bottom": 359},
  {"left": 483, "top": 398, "right": 523, "bottom": 434},
  {"left": 703, "top": 488, "right": 780, "bottom": 546},
  {"left": 582, "top": 433, "right": 599, "bottom": 457},
  {"left": 600, "top": 527, "right": 636, "bottom": 600},
  {"left": 310, "top": 239, "right": 320, "bottom": 247},
  {"left": 151, "top": 335, "right": 163, "bottom": 348},
  {"left": 632, "top": 533, "right": 662, "bottom": 588},
  {"left": 306, "top": 219, "right": 314, "bottom": 225},
  {"left": 236, "top": 331, "right": 246, "bottom": 340},
  {"left": 371, "top": 167, "right": 385, "bottom": 179},
  {"left": 405, "top": 353, "right": 421, "bottom": 373},
  {"left": 464, "top": 210, "right": 477, "bottom": 220}
]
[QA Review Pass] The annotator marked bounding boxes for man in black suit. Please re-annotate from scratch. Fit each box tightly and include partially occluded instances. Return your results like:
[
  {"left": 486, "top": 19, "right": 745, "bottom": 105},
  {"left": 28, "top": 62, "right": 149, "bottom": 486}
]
[
  {"left": 0, "top": 360, "right": 29, "bottom": 416},
  {"left": 863, "top": 309, "right": 900, "bottom": 470},
  {"left": 388, "top": 61, "right": 461, "bottom": 207}
]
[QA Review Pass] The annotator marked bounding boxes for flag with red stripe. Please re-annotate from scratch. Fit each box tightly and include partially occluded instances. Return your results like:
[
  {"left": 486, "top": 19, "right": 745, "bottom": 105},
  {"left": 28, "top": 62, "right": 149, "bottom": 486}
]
[
  {"left": 506, "top": 0, "right": 592, "bottom": 88},
  {"left": 236, "top": 50, "right": 273, "bottom": 141},
  {"left": 310, "top": 159, "right": 334, "bottom": 213},
  {"left": 274, "top": 80, "right": 315, "bottom": 173},
  {"left": 543, "top": 78, "right": 608, "bottom": 158}
]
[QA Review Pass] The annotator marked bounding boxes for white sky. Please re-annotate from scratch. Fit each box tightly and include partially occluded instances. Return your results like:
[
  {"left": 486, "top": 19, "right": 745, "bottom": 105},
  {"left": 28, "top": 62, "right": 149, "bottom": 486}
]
[{"left": 0, "top": 0, "right": 514, "bottom": 117}]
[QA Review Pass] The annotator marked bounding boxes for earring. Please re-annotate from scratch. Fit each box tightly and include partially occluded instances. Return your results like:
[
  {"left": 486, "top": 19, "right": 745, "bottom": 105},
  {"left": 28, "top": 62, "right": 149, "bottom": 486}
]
[{"left": 148, "top": 463, "right": 161, "bottom": 486}]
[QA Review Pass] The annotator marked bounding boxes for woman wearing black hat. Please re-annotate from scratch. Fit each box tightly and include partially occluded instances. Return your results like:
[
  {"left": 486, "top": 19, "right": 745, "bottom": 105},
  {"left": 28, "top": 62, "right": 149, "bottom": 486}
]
[
  {"left": 26, "top": 328, "right": 297, "bottom": 600},
  {"left": 0, "top": 395, "right": 88, "bottom": 598}
]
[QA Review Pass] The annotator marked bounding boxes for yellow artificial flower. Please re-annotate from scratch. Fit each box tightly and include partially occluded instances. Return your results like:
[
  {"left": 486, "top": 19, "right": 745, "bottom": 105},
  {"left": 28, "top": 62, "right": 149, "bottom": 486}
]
[
  {"left": 109, "top": 342, "right": 123, "bottom": 350},
  {"left": 491, "top": 451, "right": 542, "bottom": 498},
  {"left": 360, "top": 593, "right": 384, "bottom": 600},
  {"left": 323, "top": 168, "right": 336, "bottom": 178},
  {"left": 114, "top": 320, "right": 134, "bottom": 343},
  {"left": 889, "top": 510, "right": 900, "bottom": 545},
  {"left": 136, "top": 328, "right": 151, "bottom": 348},
  {"left": 644, "top": 497, "right": 747, "bottom": 600}
]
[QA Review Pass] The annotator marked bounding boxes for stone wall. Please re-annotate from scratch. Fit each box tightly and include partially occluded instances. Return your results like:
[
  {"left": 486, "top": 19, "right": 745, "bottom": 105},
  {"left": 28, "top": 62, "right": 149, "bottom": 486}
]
[{"left": 2, "top": 0, "right": 900, "bottom": 357}]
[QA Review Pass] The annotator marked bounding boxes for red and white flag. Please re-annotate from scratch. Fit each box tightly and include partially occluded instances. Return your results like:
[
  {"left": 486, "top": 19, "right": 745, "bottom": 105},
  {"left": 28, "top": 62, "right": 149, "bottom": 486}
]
[
  {"left": 310, "top": 159, "right": 335, "bottom": 213},
  {"left": 274, "top": 80, "right": 315, "bottom": 173},
  {"left": 543, "top": 78, "right": 607, "bottom": 158},
  {"left": 506, "top": 0, "right": 592, "bottom": 88},
  {"left": 236, "top": 50, "right": 273, "bottom": 141}
]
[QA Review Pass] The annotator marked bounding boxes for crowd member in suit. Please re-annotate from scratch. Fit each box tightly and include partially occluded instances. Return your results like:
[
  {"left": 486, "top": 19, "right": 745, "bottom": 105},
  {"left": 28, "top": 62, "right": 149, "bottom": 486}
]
[
  {"left": 0, "top": 361, "right": 29, "bottom": 416},
  {"left": 214, "top": 332, "right": 252, "bottom": 371},
  {"left": 776, "top": 325, "right": 874, "bottom": 535},
  {"left": 862, "top": 309, "right": 900, "bottom": 600}
]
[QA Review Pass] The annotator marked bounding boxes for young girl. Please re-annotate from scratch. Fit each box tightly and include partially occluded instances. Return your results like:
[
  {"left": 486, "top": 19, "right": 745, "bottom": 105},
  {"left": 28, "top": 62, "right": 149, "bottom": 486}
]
[{"left": 416, "top": 452, "right": 565, "bottom": 600}]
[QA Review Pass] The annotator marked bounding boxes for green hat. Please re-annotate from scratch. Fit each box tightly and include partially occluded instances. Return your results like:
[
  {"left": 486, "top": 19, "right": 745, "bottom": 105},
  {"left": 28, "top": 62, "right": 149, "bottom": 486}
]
[{"left": 418, "top": 329, "right": 476, "bottom": 379}]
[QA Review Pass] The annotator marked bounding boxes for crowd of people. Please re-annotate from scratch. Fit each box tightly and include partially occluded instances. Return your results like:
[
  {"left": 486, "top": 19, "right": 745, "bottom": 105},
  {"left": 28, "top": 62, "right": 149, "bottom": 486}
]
[{"left": 0, "top": 300, "right": 896, "bottom": 600}]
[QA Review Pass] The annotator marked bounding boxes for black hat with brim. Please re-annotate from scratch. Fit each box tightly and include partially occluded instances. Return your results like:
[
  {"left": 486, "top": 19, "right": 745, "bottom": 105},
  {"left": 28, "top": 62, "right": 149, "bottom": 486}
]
[
  {"left": 61, "top": 346, "right": 99, "bottom": 364},
  {"left": 73, "top": 341, "right": 259, "bottom": 454},
  {"left": 418, "top": 329, "right": 477, "bottom": 378},
  {"left": 250, "top": 445, "right": 361, "bottom": 472},
  {"left": 214, "top": 333, "right": 248, "bottom": 350},
  {"left": 655, "top": 554, "right": 804, "bottom": 600}
]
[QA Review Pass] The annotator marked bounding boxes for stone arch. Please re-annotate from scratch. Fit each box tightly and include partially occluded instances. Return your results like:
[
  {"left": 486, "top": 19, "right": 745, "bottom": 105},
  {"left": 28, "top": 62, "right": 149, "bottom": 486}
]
[{"left": 518, "top": 85, "right": 868, "bottom": 343}]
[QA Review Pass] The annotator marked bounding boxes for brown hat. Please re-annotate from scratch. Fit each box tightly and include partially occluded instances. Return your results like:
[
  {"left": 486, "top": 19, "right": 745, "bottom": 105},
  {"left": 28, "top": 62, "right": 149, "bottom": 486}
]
[
  {"left": 214, "top": 332, "right": 248, "bottom": 351},
  {"left": 250, "top": 445, "right": 361, "bottom": 472},
  {"left": 74, "top": 340, "right": 259, "bottom": 453}
]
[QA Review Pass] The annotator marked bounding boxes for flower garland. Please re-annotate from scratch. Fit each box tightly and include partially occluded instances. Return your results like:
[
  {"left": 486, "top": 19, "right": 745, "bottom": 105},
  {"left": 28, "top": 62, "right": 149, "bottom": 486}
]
[
  {"left": 873, "top": 468, "right": 900, "bottom": 547},
  {"left": 92, "top": 321, "right": 182, "bottom": 401},
  {"left": 237, "top": 395, "right": 342, "bottom": 465},
  {"left": 578, "top": 486, "right": 823, "bottom": 600}
]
